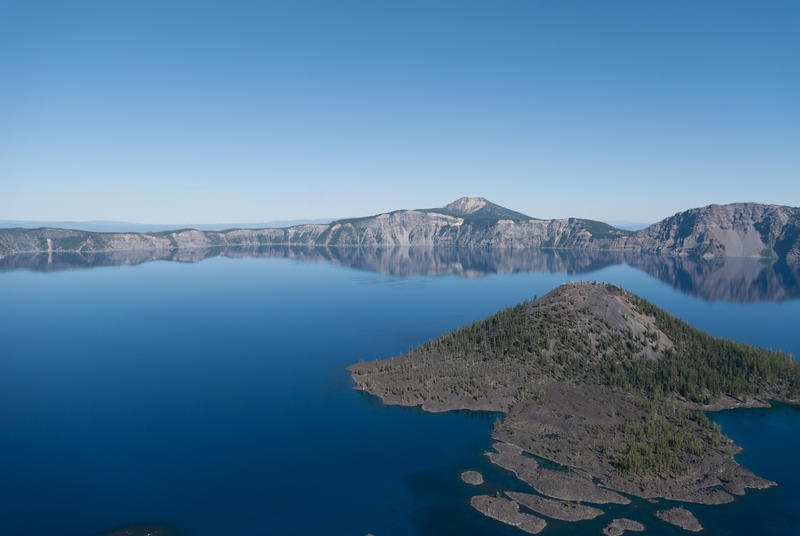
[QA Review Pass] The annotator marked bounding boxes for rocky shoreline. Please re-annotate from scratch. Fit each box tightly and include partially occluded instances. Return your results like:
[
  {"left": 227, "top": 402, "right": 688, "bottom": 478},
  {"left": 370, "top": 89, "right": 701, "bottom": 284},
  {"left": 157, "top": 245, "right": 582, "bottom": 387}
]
[
  {"left": 505, "top": 491, "right": 604, "bottom": 521},
  {"left": 487, "top": 442, "right": 630, "bottom": 505},
  {"left": 469, "top": 495, "right": 547, "bottom": 534}
]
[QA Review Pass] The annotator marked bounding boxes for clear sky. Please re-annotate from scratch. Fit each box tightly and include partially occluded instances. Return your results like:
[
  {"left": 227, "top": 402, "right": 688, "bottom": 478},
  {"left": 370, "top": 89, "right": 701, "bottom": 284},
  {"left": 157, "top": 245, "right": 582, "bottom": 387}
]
[{"left": 1, "top": 1, "right": 798, "bottom": 224}]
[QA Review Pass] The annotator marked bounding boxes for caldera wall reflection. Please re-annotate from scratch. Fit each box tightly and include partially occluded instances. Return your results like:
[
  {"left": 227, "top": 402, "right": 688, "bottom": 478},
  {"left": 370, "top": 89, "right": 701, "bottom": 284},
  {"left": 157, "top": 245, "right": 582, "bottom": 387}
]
[{"left": 2, "top": 245, "right": 799, "bottom": 302}]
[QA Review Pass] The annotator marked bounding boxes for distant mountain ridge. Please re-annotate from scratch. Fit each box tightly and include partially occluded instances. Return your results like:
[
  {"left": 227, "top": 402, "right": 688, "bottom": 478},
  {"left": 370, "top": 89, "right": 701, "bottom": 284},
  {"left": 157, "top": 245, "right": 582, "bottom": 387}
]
[
  {"left": 0, "top": 218, "right": 335, "bottom": 233},
  {"left": 1, "top": 198, "right": 798, "bottom": 263}
]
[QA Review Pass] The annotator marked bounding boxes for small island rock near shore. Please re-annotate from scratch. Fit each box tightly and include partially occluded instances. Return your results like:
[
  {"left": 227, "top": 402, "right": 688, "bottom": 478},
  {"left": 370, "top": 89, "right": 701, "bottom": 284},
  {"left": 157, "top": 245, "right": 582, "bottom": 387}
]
[
  {"left": 461, "top": 470, "right": 484, "bottom": 485},
  {"left": 603, "top": 518, "right": 646, "bottom": 536},
  {"left": 469, "top": 495, "right": 547, "bottom": 534},
  {"left": 349, "top": 282, "right": 800, "bottom": 533},
  {"left": 655, "top": 507, "right": 704, "bottom": 532}
]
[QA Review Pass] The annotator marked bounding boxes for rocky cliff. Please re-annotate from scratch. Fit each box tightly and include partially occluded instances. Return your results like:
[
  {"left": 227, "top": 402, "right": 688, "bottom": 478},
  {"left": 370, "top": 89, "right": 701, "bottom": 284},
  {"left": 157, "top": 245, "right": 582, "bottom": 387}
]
[
  {"left": 1, "top": 198, "right": 798, "bottom": 261},
  {"left": 613, "top": 202, "right": 800, "bottom": 260}
]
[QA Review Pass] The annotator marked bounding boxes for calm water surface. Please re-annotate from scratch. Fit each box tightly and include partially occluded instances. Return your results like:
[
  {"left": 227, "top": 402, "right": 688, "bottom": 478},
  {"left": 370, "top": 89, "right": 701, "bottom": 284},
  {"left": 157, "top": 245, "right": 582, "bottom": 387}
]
[{"left": 0, "top": 250, "right": 798, "bottom": 535}]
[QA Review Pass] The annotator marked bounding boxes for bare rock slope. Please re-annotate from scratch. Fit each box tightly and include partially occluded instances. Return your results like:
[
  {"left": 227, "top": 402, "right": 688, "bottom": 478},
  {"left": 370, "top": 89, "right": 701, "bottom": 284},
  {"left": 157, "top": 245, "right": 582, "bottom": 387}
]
[
  {"left": 614, "top": 202, "right": 800, "bottom": 260},
  {"left": 3, "top": 198, "right": 797, "bottom": 261}
]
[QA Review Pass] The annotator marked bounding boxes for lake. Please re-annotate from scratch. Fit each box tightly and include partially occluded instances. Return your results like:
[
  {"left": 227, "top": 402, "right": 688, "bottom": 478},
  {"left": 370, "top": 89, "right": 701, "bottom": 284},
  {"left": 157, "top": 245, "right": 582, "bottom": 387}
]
[{"left": 1, "top": 247, "right": 798, "bottom": 535}]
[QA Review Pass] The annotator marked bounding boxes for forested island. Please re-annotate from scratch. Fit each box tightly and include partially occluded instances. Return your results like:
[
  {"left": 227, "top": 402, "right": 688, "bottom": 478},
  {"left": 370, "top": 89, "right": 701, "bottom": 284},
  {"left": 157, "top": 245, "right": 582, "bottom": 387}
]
[{"left": 348, "top": 282, "right": 800, "bottom": 532}]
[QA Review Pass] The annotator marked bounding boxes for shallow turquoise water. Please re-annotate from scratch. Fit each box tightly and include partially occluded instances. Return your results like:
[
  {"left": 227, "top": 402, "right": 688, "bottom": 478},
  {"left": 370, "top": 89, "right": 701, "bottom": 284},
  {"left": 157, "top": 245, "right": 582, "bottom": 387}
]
[{"left": 0, "top": 251, "right": 798, "bottom": 535}]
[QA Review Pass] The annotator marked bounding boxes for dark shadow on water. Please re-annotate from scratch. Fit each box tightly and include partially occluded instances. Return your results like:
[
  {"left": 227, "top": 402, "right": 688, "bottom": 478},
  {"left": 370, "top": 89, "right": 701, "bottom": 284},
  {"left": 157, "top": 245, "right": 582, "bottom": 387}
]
[{"left": 89, "top": 522, "right": 182, "bottom": 536}]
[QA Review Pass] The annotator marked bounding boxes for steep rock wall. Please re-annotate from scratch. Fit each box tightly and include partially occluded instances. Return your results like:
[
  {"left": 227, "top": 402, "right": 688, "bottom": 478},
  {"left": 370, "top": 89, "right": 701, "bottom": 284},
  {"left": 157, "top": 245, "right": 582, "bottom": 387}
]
[{"left": 2, "top": 202, "right": 798, "bottom": 262}]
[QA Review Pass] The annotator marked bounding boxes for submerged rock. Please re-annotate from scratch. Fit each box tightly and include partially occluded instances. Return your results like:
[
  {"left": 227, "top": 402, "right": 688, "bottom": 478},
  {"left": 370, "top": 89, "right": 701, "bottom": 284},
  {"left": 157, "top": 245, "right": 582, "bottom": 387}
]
[
  {"left": 94, "top": 524, "right": 176, "bottom": 536},
  {"left": 470, "top": 495, "right": 547, "bottom": 534}
]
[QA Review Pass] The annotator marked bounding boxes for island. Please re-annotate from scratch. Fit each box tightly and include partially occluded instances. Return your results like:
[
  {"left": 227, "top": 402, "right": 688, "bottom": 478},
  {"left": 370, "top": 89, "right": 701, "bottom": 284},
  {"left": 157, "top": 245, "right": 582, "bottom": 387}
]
[
  {"left": 470, "top": 495, "right": 547, "bottom": 534},
  {"left": 348, "top": 282, "right": 800, "bottom": 531},
  {"left": 603, "top": 518, "right": 645, "bottom": 536},
  {"left": 655, "top": 507, "right": 703, "bottom": 532},
  {"left": 461, "top": 470, "right": 484, "bottom": 485}
]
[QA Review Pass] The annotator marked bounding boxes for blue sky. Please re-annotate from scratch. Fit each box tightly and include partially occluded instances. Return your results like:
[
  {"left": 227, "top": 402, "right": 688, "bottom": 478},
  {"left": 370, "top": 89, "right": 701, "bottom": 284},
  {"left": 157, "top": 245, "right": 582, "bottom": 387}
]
[{"left": 1, "top": 1, "right": 798, "bottom": 224}]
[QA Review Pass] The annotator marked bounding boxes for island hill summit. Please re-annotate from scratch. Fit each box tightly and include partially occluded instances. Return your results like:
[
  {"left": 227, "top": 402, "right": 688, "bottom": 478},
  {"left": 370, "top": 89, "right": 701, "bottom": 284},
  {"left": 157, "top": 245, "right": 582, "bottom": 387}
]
[
  {"left": 349, "top": 282, "right": 800, "bottom": 533},
  {"left": 1, "top": 197, "right": 799, "bottom": 262}
]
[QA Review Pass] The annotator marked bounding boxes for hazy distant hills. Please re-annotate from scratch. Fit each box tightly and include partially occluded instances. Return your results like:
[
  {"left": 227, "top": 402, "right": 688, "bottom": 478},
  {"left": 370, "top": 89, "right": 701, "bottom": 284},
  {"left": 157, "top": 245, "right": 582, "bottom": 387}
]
[
  {"left": 0, "top": 218, "right": 334, "bottom": 233},
  {"left": 1, "top": 197, "right": 798, "bottom": 263}
]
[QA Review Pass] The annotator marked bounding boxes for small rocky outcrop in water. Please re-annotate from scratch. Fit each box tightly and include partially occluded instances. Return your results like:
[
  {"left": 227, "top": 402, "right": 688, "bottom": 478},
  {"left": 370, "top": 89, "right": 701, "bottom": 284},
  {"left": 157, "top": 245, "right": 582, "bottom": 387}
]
[
  {"left": 461, "top": 470, "right": 484, "bottom": 485},
  {"left": 603, "top": 518, "right": 646, "bottom": 536},
  {"left": 469, "top": 495, "right": 547, "bottom": 534},
  {"left": 655, "top": 507, "right": 703, "bottom": 532}
]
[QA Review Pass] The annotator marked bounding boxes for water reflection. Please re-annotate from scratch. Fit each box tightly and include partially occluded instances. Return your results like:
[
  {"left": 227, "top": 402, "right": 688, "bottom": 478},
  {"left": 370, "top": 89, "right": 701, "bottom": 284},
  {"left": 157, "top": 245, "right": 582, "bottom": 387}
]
[{"left": 2, "top": 246, "right": 799, "bottom": 303}]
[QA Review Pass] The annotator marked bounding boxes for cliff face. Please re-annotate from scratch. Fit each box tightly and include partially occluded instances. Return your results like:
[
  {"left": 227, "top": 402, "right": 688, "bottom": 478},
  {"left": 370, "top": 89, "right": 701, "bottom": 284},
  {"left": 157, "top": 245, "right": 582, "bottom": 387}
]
[
  {"left": 0, "top": 210, "right": 629, "bottom": 253},
  {"left": 1, "top": 199, "right": 798, "bottom": 261},
  {"left": 615, "top": 203, "right": 800, "bottom": 259},
  {"left": 314, "top": 210, "right": 628, "bottom": 248}
]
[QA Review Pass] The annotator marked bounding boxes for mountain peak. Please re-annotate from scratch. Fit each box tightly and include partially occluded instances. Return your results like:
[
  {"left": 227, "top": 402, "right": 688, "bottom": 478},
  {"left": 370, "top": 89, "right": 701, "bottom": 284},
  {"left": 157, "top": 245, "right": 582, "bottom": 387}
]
[
  {"left": 443, "top": 197, "right": 490, "bottom": 214},
  {"left": 426, "top": 197, "right": 534, "bottom": 221}
]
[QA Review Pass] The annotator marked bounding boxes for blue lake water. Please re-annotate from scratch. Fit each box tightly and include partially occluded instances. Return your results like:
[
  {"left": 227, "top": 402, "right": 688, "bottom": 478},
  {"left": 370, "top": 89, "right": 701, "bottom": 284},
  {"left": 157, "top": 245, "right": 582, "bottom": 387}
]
[{"left": 1, "top": 249, "right": 799, "bottom": 535}]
